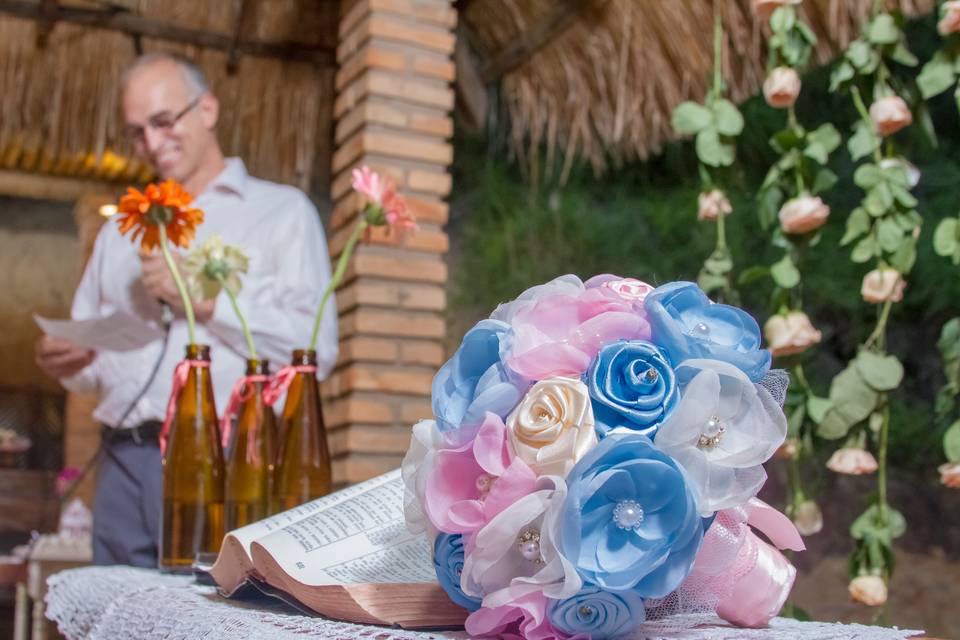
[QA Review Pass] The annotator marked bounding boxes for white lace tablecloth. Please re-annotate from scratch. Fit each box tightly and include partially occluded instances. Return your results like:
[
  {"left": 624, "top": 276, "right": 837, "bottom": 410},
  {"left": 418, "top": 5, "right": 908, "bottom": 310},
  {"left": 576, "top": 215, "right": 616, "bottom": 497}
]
[{"left": 45, "top": 566, "right": 924, "bottom": 640}]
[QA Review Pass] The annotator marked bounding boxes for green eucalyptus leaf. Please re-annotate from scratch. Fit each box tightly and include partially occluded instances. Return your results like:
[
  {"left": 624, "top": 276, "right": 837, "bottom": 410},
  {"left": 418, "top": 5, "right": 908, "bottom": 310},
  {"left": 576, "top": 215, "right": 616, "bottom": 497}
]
[
  {"left": 806, "top": 396, "right": 832, "bottom": 424},
  {"left": 890, "top": 42, "right": 918, "bottom": 67},
  {"left": 672, "top": 101, "right": 713, "bottom": 135},
  {"left": 696, "top": 129, "right": 736, "bottom": 167},
  {"left": 855, "top": 350, "right": 904, "bottom": 391},
  {"left": 830, "top": 61, "right": 856, "bottom": 91},
  {"left": 878, "top": 218, "right": 905, "bottom": 253},
  {"left": 841, "top": 208, "right": 871, "bottom": 246},
  {"left": 697, "top": 271, "right": 728, "bottom": 295},
  {"left": 851, "top": 235, "right": 878, "bottom": 263},
  {"left": 812, "top": 167, "right": 838, "bottom": 195},
  {"left": 704, "top": 248, "right": 734, "bottom": 275},
  {"left": 771, "top": 253, "right": 801, "bottom": 289},
  {"left": 891, "top": 239, "right": 917, "bottom": 273},
  {"left": 738, "top": 265, "right": 771, "bottom": 286},
  {"left": 944, "top": 420, "right": 960, "bottom": 462},
  {"left": 826, "top": 364, "right": 880, "bottom": 427},
  {"left": 713, "top": 99, "right": 744, "bottom": 136},
  {"left": 891, "top": 184, "right": 918, "bottom": 208},
  {"left": 848, "top": 39, "right": 873, "bottom": 68},
  {"left": 918, "top": 51, "right": 956, "bottom": 98},
  {"left": 771, "top": 128, "right": 804, "bottom": 154},
  {"left": 868, "top": 13, "right": 900, "bottom": 45},
  {"left": 808, "top": 123, "right": 842, "bottom": 154},
  {"left": 853, "top": 164, "right": 882, "bottom": 189},
  {"left": 937, "top": 318, "right": 960, "bottom": 361},
  {"left": 770, "top": 5, "right": 796, "bottom": 33},
  {"left": 804, "top": 142, "right": 828, "bottom": 164},
  {"left": 848, "top": 121, "right": 879, "bottom": 161},
  {"left": 869, "top": 411, "right": 885, "bottom": 434},
  {"left": 787, "top": 404, "right": 806, "bottom": 437},
  {"left": 934, "top": 218, "right": 959, "bottom": 257}
]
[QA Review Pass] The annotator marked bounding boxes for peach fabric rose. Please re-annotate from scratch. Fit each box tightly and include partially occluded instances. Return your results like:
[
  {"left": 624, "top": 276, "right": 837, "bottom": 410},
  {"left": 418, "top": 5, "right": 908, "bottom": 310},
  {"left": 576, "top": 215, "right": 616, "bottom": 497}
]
[
  {"left": 764, "top": 311, "right": 822, "bottom": 357},
  {"left": 754, "top": 0, "right": 802, "bottom": 20},
  {"left": 849, "top": 575, "right": 888, "bottom": 606},
  {"left": 697, "top": 189, "right": 733, "bottom": 221},
  {"left": 778, "top": 195, "right": 830, "bottom": 234},
  {"left": 826, "top": 447, "right": 878, "bottom": 475},
  {"left": 938, "top": 1, "right": 960, "bottom": 35},
  {"left": 763, "top": 67, "right": 801, "bottom": 109},
  {"left": 861, "top": 269, "right": 906, "bottom": 304},
  {"left": 791, "top": 499, "right": 823, "bottom": 536},
  {"left": 939, "top": 462, "right": 960, "bottom": 488},
  {"left": 869, "top": 96, "right": 912, "bottom": 137}
]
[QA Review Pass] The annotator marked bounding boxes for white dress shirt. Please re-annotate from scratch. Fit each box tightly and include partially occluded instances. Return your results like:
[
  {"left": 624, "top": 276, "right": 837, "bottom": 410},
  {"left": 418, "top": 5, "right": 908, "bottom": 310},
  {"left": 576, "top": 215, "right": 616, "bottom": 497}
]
[{"left": 62, "top": 158, "right": 338, "bottom": 428}]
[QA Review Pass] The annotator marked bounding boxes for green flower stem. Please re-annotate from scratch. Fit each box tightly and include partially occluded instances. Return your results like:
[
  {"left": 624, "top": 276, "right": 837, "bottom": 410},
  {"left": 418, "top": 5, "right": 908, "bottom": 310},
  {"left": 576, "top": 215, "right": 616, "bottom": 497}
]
[
  {"left": 217, "top": 274, "right": 257, "bottom": 359},
  {"left": 851, "top": 85, "right": 884, "bottom": 166},
  {"left": 716, "top": 204, "right": 728, "bottom": 250},
  {"left": 877, "top": 401, "right": 890, "bottom": 526},
  {"left": 309, "top": 216, "right": 369, "bottom": 351},
  {"left": 157, "top": 225, "right": 196, "bottom": 344},
  {"left": 865, "top": 298, "right": 894, "bottom": 350},
  {"left": 712, "top": 10, "right": 723, "bottom": 98}
]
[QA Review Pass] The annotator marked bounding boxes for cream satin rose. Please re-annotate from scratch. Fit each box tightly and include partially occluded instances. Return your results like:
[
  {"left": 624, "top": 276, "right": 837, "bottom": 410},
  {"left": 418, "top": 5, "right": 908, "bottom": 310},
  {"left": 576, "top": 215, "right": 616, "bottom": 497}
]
[
  {"left": 791, "top": 499, "right": 823, "bottom": 536},
  {"left": 764, "top": 311, "right": 822, "bottom": 357},
  {"left": 939, "top": 462, "right": 960, "bottom": 488},
  {"left": 697, "top": 189, "right": 732, "bottom": 221},
  {"left": 939, "top": 1, "right": 960, "bottom": 35},
  {"left": 763, "top": 67, "right": 801, "bottom": 109},
  {"left": 506, "top": 377, "right": 597, "bottom": 477},
  {"left": 754, "top": 0, "right": 802, "bottom": 20},
  {"left": 826, "top": 447, "right": 878, "bottom": 475},
  {"left": 869, "top": 96, "right": 912, "bottom": 137},
  {"left": 861, "top": 269, "right": 906, "bottom": 304},
  {"left": 778, "top": 195, "right": 830, "bottom": 234},
  {"left": 849, "top": 575, "right": 888, "bottom": 606}
]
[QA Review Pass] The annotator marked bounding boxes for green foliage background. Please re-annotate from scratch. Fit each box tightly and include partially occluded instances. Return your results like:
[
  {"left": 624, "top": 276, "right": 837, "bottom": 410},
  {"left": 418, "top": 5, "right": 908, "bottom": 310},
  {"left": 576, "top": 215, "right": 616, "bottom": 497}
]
[{"left": 447, "top": 14, "right": 960, "bottom": 474}]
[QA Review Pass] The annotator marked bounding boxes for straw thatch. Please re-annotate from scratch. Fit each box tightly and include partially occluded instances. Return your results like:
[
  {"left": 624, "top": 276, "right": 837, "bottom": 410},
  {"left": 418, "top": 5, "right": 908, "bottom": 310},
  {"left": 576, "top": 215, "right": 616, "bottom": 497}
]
[
  {"left": 0, "top": 0, "right": 337, "bottom": 192},
  {"left": 462, "top": 0, "right": 936, "bottom": 180}
]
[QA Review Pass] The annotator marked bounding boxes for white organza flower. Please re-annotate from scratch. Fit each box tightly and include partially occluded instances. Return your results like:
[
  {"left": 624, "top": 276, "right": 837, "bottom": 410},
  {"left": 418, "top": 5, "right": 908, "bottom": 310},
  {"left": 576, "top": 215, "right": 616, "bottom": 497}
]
[
  {"left": 655, "top": 359, "right": 787, "bottom": 515},
  {"left": 461, "top": 475, "right": 581, "bottom": 607},
  {"left": 400, "top": 419, "right": 443, "bottom": 536},
  {"left": 489, "top": 274, "right": 585, "bottom": 323}
]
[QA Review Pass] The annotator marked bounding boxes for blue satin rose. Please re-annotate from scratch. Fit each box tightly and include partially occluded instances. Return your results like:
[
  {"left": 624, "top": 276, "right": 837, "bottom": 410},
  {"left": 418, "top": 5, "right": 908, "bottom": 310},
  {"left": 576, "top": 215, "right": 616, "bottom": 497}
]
[
  {"left": 431, "top": 319, "right": 528, "bottom": 444},
  {"left": 433, "top": 534, "right": 481, "bottom": 612},
  {"left": 587, "top": 340, "right": 677, "bottom": 438},
  {"left": 644, "top": 281, "right": 771, "bottom": 382},
  {"left": 558, "top": 433, "right": 704, "bottom": 597},
  {"left": 547, "top": 586, "right": 645, "bottom": 639}
]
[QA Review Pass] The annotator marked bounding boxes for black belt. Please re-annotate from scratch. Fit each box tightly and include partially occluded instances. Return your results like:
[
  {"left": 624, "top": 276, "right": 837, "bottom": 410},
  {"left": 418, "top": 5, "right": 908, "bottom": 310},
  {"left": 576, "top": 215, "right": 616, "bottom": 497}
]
[{"left": 101, "top": 420, "right": 162, "bottom": 445}]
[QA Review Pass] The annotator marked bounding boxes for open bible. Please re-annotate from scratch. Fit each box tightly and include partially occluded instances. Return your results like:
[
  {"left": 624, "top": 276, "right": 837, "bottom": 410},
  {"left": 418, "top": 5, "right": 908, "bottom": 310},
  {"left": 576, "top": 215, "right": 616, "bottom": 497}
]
[{"left": 209, "top": 469, "right": 468, "bottom": 629}]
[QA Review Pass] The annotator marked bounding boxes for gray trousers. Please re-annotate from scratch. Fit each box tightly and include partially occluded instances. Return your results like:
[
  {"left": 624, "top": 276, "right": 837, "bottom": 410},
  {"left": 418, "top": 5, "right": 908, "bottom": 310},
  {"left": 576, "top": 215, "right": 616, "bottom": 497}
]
[{"left": 92, "top": 433, "right": 162, "bottom": 567}]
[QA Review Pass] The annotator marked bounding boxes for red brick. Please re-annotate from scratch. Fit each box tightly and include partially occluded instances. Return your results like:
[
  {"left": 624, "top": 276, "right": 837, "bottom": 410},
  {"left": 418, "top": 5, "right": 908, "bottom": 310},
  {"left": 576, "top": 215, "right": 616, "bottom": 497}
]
[
  {"left": 348, "top": 425, "right": 416, "bottom": 454},
  {"left": 408, "top": 114, "right": 453, "bottom": 137},
  {"left": 325, "top": 396, "right": 396, "bottom": 428},
  {"left": 412, "top": 54, "right": 456, "bottom": 82},
  {"left": 337, "top": 336, "right": 400, "bottom": 364},
  {"left": 399, "top": 340, "right": 445, "bottom": 365},
  {"left": 334, "top": 453, "right": 404, "bottom": 484},
  {"left": 336, "top": 281, "right": 447, "bottom": 312},
  {"left": 348, "top": 252, "right": 447, "bottom": 283},
  {"left": 400, "top": 399, "right": 435, "bottom": 424},
  {"left": 406, "top": 169, "right": 451, "bottom": 195},
  {"left": 340, "top": 308, "right": 445, "bottom": 339},
  {"left": 406, "top": 196, "right": 449, "bottom": 224},
  {"left": 330, "top": 223, "right": 447, "bottom": 257},
  {"left": 338, "top": 14, "right": 455, "bottom": 61},
  {"left": 329, "top": 365, "right": 434, "bottom": 395},
  {"left": 336, "top": 44, "right": 407, "bottom": 91}
]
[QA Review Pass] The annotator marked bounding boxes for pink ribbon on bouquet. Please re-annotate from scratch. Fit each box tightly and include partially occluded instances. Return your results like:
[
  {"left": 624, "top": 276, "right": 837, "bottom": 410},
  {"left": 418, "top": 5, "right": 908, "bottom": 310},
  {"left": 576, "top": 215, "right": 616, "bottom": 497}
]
[
  {"left": 219, "top": 374, "right": 270, "bottom": 451},
  {"left": 160, "top": 359, "right": 210, "bottom": 456},
  {"left": 262, "top": 364, "right": 316, "bottom": 407},
  {"left": 678, "top": 498, "right": 805, "bottom": 628}
]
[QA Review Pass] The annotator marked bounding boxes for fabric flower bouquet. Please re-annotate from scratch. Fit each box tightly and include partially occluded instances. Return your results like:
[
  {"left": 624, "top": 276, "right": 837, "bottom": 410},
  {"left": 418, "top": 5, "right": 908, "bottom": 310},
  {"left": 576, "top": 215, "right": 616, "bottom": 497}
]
[{"left": 403, "top": 275, "right": 805, "bottom": 639}]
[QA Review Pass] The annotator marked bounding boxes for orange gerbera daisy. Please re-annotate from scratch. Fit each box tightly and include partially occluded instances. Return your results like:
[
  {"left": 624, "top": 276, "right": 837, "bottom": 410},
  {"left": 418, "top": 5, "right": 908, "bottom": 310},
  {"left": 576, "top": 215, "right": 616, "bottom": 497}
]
[{"left": 116, "top": 179, "right": 204, "bottom": 251}]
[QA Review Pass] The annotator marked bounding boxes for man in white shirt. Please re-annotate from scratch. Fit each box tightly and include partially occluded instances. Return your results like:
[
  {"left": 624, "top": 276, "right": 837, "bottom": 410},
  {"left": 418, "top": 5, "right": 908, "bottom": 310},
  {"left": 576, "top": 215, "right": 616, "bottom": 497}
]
[{"left": 34, "top": 52, "right": 338, "bottom": 567}]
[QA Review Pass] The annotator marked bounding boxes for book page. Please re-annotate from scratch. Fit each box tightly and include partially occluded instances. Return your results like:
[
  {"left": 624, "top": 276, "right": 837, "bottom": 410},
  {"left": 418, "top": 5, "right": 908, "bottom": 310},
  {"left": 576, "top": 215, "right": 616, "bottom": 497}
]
[
  {"left": 35, "top": 312, "right": 163, "bottom": 351},
  {"left": 251, "top": 469, "right": 437, "bottom": 586}
]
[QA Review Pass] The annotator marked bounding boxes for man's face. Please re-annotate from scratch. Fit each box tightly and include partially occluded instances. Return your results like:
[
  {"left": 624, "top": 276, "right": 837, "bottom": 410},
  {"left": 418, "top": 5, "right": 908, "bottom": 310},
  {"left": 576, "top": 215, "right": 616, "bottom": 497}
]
[{"left": 121, "top": 60, "right": 218, "bottom": 182}]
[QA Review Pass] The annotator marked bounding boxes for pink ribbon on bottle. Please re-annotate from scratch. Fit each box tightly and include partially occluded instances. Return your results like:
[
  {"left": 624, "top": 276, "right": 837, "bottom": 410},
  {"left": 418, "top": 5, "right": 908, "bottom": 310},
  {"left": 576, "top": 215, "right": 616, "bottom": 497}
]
[
  {"left": 219, "top": 374, "right": 270, "bottom": 451},
  {"left": 160, "top": 359, "right": 210, "bottom": 456},
  {"left": 262, "top": 364, "right": 316, "bottom": 407},
  {"left": 713, "top": 498, "right": 806, "bottom": 628}
]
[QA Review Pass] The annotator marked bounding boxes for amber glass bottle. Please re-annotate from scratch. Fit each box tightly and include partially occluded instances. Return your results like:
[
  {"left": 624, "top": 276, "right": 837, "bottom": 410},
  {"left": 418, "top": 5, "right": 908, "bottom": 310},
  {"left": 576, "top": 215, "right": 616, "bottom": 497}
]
[
  {"left": 160, "top": 344, "right": 225, "bottom": 572},
  {"left": 224, "top": 359, "right": 277, "bottom": 530},
  {"left": 274, "top": 349, "right": 331, "bottom": 510}
]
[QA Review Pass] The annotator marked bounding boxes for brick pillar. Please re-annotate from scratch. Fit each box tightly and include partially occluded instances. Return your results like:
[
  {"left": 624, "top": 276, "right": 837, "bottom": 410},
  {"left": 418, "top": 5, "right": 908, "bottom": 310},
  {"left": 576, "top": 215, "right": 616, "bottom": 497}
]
[{"left": 327, "top": 0, "right": 455, "bottom": 484}]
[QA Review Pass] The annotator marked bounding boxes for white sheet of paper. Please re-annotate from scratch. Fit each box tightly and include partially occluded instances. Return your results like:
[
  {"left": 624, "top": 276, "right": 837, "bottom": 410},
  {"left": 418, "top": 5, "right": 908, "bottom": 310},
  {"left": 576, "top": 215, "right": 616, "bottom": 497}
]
[{"left": 35, "top": 312, "right": 163, "bottom": 352}]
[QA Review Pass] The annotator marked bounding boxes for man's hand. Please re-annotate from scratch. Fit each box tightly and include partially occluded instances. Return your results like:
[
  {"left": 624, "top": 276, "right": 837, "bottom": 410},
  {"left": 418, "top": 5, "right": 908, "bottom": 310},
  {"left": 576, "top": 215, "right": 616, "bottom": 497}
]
[
  {"left": 35, "top": 335, "right": 95, "bottom": 379},
  {"left": 140, "top": 250, "right": 216, "bottom": 322}
]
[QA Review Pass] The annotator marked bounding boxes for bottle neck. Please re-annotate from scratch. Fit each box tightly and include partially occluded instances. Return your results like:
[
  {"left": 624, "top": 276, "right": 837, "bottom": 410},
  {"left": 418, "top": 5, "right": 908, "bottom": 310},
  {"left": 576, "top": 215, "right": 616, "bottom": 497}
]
[
  {"left": 245, "top": 359, "right": 271, "bottom": 376},
  {"left": 291, "top": 349, "right": 318, "bottom": 367},
  {"left": 185, "top": 343, "right": 211, "bottom": 362}
]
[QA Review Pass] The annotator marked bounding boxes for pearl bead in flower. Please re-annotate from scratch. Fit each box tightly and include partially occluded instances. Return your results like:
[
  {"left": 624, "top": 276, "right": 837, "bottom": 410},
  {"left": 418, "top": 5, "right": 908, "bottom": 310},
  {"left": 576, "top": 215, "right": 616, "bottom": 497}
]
[
  {"left": 517, "top": 529, "right": 545, "bottom": 565},
  {"left": 612, "top": 499, "right": 645, "bottom": 530},
  {"left": 475, "top": 473, "right": 494, "bottom": 494},
  {"left": 692, "top": 322, "right": 710, "bottom": 337},
  {"left": 697, "top": 416, "right": 726, "bottom": 449},
  {"left": 643, "top": 368, "right": 659, "bottom": 382}
]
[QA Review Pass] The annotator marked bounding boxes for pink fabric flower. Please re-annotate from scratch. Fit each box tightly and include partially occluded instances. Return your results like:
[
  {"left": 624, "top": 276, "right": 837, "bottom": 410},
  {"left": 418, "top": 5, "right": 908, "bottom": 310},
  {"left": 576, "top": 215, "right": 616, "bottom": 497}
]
[
  {"left": 352, "top": 165, "right": 417, "bottom": 237},
  {"left": 826, "top": 447, "right": 878, "bottom": 475},
  {"left": 939, "top": 1, "right": 960, "bottom": 36},
  {"left": 938, "top": 462, "right": 960, "bottom": 488},
  {"left": 464, "top": 592, "right": 564, "bottom": 640},
  {"left": 861, "top": 269, "right": 906, "bottom": 304},
  {"left": 869, "top": 96, "right": 912, "bottom": 137},
  {"left": 424, "top": 412, "right": 538, "bottom": 535},
  {"left": 778, "top": 195, "right": 830, "bottom": 234},
  {"left": 351, "top": 165, "right": 385, "bottom": 204},
  {"left": 764, "top": 311, "right": 822, "bottom": 357},
  {"left": 382, "top": 187, "right": 418, "bottom": 236},
  {"left": 697, "top": 190, "right": 733, "bottom": 221},
  {"left": 763, "top": 67, "right": 801, "bottom": 109},
  {"left": 506, "top": 288, "right": 651, "bottom": 380},
  {"left": 849, "top": 575, "right": 887, "bottom": 606}
]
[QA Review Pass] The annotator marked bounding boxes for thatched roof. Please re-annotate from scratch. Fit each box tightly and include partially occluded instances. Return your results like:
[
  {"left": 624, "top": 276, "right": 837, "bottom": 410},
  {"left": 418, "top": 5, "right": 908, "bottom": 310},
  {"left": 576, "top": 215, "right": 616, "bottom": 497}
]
[
  {"left": 461, "top": 0, "right": 936, "bottom": 179},
  {"left": 0, "top": 0, "right": 337, "bottom": 192}
]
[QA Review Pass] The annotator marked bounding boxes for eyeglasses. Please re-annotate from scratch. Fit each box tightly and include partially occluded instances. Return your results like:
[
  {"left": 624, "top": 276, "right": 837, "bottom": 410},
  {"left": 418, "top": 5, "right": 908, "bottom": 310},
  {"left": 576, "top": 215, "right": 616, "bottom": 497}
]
[{"left": 125, "top": 96, "right": 201, "bottom": 144}]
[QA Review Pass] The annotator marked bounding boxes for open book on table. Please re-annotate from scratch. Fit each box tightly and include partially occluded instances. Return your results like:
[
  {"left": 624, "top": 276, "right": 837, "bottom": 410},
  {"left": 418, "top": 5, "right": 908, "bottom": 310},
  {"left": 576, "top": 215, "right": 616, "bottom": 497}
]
[{"left": 209, "top": 469, "right": 468, "bottom": 629}]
